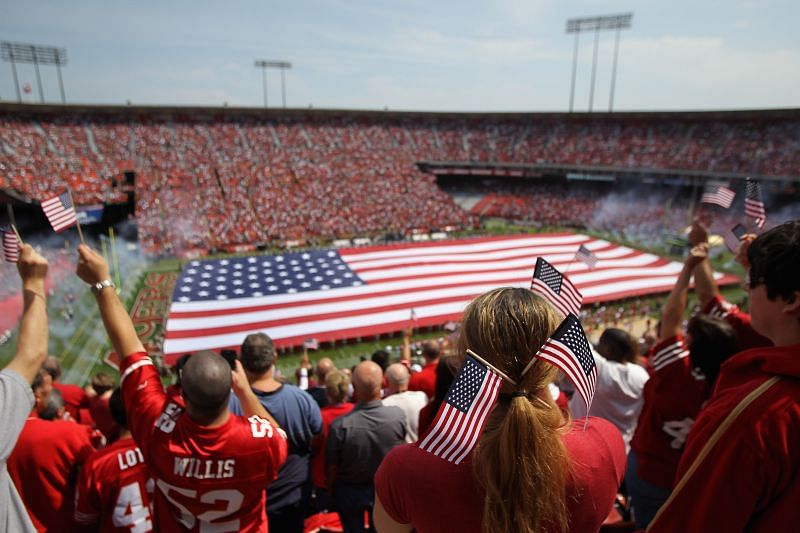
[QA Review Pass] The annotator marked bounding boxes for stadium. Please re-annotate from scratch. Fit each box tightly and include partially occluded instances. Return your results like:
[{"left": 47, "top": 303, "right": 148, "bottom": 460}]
[{"left": 1, "top": 4, "right": 799, "bottom": 533}]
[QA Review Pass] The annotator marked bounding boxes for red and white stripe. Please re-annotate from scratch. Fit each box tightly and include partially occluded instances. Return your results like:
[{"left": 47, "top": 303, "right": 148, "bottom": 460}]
[
  {"left": 535, "top": 338, "right": 598, "bottom": 411},
  {"left": 417, "top": 369, "right": 502, "bottom": 464},
  {"left": 41, "top": 193, "right": 78, "bottom": 232},
  {"left": 531, "top": 275, "right": 583, "bottom": 317},
  {"left": 3, "top": 231, "right": 20, "bottom": 263},
  {"left": 650, "top": 339, "right": 690, "bottom": 372},
  {"left": 163, "top": 233, "right": 738, "bottom": 361}
]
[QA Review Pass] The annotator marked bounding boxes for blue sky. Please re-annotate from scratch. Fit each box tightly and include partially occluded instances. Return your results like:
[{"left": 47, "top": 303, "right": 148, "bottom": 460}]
[{"left": 1, "top": 0, "right": 798, "bottom": 111}]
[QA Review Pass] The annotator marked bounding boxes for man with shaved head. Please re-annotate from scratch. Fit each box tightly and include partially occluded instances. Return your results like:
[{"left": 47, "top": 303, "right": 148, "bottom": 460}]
[
  {"left": 77, "top": 245, "right": 288, "bottom": 532},
  {"left": 308, "top": 357, "right": 336, "bottom": 409},
  {"left": 326, "top": 361, "right": 405, "bottom": 532},
  {"left": 383, "top": 363, "right": 428, "bottom": 443}
]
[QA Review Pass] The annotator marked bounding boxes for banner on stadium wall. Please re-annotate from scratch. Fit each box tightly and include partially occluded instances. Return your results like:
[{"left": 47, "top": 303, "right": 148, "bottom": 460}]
[{"left": 76, "top": 204, "right": 104, "bottom": 225}]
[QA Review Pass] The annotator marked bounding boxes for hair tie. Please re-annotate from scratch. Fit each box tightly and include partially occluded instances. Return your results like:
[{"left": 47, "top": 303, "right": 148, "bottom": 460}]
[{"left": 498, "top": 391, "right": 528, "bottom": 404}]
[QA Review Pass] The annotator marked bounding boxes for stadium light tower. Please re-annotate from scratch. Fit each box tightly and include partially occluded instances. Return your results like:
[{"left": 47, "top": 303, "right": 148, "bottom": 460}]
[
  {"left": 1, "top": 41, "right": 68, "bottom": 103},
  {"left": 566, "top": 13, "right": 632, "bottom": 112},
  {"left": 254, "top": 59, "right": 292, "bottom": 108}
]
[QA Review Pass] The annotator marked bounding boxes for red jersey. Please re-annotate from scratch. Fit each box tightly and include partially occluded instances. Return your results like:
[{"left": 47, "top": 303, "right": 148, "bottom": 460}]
[
  {"left": 119, "top": 352, "right": 288, "bottom": 532},
  {"left": 408, "top": 362, "right": 437, "bottom": 399},
  {"left": 629, "top": 336, "right": 708, "bottom": 488},
  {"left": 7, "top": 415, "right": 95, "bottom": 531},
  {"left": 704, "top": 296, "right": 771, "bottom": 351},
  {"left": 375, "top": 417, "right": 625, "bottom": 533},
  {"left": 87, "top": 394, "right": 120, "bottom": 443},
  {"left": 311, "top": 402, "right": 355, "bottom": 487},
  {"left": 75, "top": 436, "right": 154, "bottom": 532},
  {"left": 649, "top": 344, "right": 800, "bottom": 532}
]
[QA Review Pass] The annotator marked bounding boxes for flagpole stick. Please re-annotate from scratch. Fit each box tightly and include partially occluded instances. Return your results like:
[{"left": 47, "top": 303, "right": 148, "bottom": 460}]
[
  {"left": 466, "top": 349, "right": 517, "bottom": 385},
  {"left": 109, "top": 227, "right": 122, "bottom": 291},
  {"left": 10, "top": 224, "right": 23, "bottom": 245},
  {"left": 563, "top": 252, "right": 578, "bottom": 275},
  {"left": 67, "top": 189, "right": 86, "bottom": 244},
  {"left": 7, "top": 203, "right": 18, "bottom": 228}
]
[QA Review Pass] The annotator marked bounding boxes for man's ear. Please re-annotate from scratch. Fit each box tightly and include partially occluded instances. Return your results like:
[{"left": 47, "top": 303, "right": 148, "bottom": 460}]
[{"left": 782, "top": 291, "right": 800, "bottom": 314}]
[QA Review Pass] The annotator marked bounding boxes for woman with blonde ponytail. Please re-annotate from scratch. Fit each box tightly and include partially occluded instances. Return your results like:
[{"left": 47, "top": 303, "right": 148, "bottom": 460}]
[{"left": 375, "top": 288, "right": 626, "bottom": 533}]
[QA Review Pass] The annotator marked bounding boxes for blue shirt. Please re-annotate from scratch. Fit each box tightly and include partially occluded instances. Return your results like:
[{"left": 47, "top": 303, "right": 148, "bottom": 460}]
[{"left": 230, "top": 383, "right": 322, "bottom": 511}]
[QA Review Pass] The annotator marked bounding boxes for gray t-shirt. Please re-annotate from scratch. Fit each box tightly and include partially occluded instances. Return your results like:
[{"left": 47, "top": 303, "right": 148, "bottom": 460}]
[{"left": 0, "top": 368, "right": 36, "bottom": 532}]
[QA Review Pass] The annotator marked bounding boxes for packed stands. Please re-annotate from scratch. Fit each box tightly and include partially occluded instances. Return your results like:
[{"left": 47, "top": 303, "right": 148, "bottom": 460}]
[{"left": 2, "top": 108, "right": 800, "bottom": 254}]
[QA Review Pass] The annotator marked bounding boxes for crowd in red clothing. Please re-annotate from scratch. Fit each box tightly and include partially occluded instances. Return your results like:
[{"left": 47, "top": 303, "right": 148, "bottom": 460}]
[{"left": 2, "top": 112, "right": 799, "bottom": 254}]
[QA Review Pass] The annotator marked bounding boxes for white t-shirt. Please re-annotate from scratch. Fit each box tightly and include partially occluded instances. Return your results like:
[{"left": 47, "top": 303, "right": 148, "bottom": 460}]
[{"left": 382, "top": 390, "right": 428, "bottom": 443}]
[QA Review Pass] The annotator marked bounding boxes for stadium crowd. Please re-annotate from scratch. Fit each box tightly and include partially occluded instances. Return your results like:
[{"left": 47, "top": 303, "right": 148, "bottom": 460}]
[
  {"left": 0, "top": 218, "right": 798, "bottom": 532},
  {"left": 2, "top": 114, "right": 800, "bottom": 254}
]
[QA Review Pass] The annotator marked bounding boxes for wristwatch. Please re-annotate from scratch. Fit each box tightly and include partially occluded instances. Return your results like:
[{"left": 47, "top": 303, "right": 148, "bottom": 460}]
[{"left": 91, "top": 279, "right": 116, "bottom": 295}]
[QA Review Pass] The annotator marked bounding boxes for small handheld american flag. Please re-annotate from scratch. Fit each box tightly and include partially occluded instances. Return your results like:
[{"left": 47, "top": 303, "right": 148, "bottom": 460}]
[
  {"left": 303, "top": 338, "right": 319, "bottom": 350},
  {"left": 530, "top": 257, "right": 583, "bottom": 317},
  {"left": 744, "top": 178, "right": 766, "bottom": 229},
  {"left": 418, "top": 352, "right": 503, "bottom": 464},
  {"left": 701, "top": 184, "right": 736, "bottom": 209},
  {"left": 42, "top": 192, "right": 78, "bottom": 233},
  {"left": 2, "top": 228, "right": 20, "bottom": 263},
  {"left": 575, "top": 244, "right": 598, "bottom": 269},
  {"left": 526, "top": 314, "right": 597, "bottom": 412}
]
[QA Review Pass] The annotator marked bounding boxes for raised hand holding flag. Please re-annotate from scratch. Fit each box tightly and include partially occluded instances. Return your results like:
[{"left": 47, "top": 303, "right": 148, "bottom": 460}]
[
  {"left": 744, "top": 178, "right": 766, "bottom": 229},
  {"left": 530, "top": 257, "right": 583, "bottom": 317},
  {"left": 2, "top": 227, "right": 21, "bottom": 263}
]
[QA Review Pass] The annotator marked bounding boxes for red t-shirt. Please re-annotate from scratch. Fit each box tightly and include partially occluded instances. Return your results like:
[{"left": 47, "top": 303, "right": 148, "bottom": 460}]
[
  {"left": 311, "top": 402, "right": 354, "bottom": 488},
  {"left": 7, "top": 415, "right": 95, "bottom": 531},
  {"left": 375, "top": 417, "right": 625, "bottom": 533},
  {"left": 54, "top": 381, "right": 89, "bottom": 421},
  {"left": 649, "top": 344, "right": 800, "bottom": 532},
  {"left": 88, "top": 394, "right": 121, "bottom": 443},
  {"left": 75, "top": 436, "right": 154, "bottom": 532},
  {"left": 629, "top": 336, "right": 708, "bottom": 488},
  {"left": 703, "top": 296, "right": 771, "bottom": 351},
  {"left": 408, "top": 362, "right": 437, "bottom": 400},
  {"left": 119, "top": 352, "right": 288, "bottom": 533}
]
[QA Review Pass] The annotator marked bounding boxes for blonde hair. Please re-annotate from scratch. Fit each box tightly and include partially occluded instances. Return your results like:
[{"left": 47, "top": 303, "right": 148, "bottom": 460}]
[
  {"left": 459, "top": 287, "right": 570, "bottom": 533},
  {"left": 325, "top": 369, "right": 350, "bottom": 404}
]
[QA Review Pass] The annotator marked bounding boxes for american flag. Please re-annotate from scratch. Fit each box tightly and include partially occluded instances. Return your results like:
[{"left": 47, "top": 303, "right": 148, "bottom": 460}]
[
  {"left": 303, "top": 338, "right": 319, "bottom": 350},
  {"left": 41, "top": 192, "right": 78, "bottom": 233},
  {"left": 724, "top": 224, "right": 747, "bottom": 253},
  {"left": 576, "top": 244, "right": 598, "bottom": 269},
  {"left": 2, "top": 228, "right": 20, "bottom": 263},
  {"left": 417, "top": 353, "right": 503, "bottom": 464},
  {"left": 745, "top": 178, "right": 766, "bottom": 229},
  {"left": 530, "top": 257, "right": 583, "bottom": 317},
  {"left": 162, "top": 233, "right": 738, "bottom": 362},
  {"left": 701, "top": 184, "right": 736, "bottom": 209},
  {"left": 533, "top": 314, "right": 597, "bottom": 411}
]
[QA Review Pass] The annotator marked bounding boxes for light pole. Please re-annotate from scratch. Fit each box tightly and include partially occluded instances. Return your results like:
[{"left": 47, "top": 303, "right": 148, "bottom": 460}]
[
  {"left": 1, "top": 41, "right": 68, "bottom": 103},
  {"left": 254, "top": 59, "right": 292, "bottom": 108},
  {"left": 566, "top": 14, "right": 632, "bottom": 112}
]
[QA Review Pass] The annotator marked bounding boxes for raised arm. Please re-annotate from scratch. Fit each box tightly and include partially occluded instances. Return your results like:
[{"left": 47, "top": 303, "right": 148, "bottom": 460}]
[
  {"left": 76, "top": 244, "right": 144, "bottom": 358},
  {"left": 688, "top": 220, "right": 718, "bottom": 307},
  {"left": 6, "top": 245, "right": 50, "bottom": 383},
  {"left": 660, "top": 244, "right": 708, "bottom": 341},
  {"left": 231, "top": 360, "right": 281, "bottom": 429}
]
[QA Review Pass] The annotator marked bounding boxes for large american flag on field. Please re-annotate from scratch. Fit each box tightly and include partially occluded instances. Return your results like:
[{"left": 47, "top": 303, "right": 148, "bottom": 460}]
[
  {"left": 530, "top": 257, "right": 583, "bottom": 317},
  {"left": 744, "top": 178, "right": 766, "bottom": 229},
  {"left": 41, "top": 192, "right": 78, "bottom": 233},
  {"left": 162, "top": 233, "right": 738, "bottom": 361},
  {"left": 531, "top": 314, "right": 597, "bottom": 412},
  {"left": 418, "top": 353, "right": 503, "bottom": 464}
]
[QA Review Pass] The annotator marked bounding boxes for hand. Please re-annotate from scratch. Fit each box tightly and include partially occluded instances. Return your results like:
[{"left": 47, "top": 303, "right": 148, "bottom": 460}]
[
  {"left": 300, "top": 352, "right": 312, "bottom": 370},
  {"left": 18, "top": 244, "right": 49, "bottom": 285},
  {"left": 735, "top": 234, "right": 757, "bottom": 268},
  {"left": 231, "top": 359, "right": 250, "bottom": 397},
  {"left": 76, "top": 244, "right": 111, "bottom": 286},
  {"left": 688, "top": 219, "right": 709, "bottom": 247},
  {"left": 686, "top": 243, "right": 709, "bottom": 268}
]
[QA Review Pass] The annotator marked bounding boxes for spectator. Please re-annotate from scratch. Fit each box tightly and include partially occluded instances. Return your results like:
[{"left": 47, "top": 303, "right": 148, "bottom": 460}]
[
  {"left": 310, "top": 370, "right": 354, "bottom": 511},
  {"left": 0, "top": 245, "right": 49, "bottom": 533},
  {"left": 382, "top": 363, "right": 428, "bottom": 443},
  {"left": 7, "top": 368, "right": 96, "bottom": 531},
  {"left": 74, "top": 388, "right": 154, "bottom": 531},
  {"left": 416, "top": 355, "right": 460, "bottom": 439},
  {"left": 86, "top": 372, "right": 120, "bottom": 443},
  {"left": 626, "top": 245, "right": 738, "bottom": 529},
  {"left": 43, "top": 355, "right": 88, "bottom": 422},
  {"left": 76, "top": 244, "right": 288, "bottom": 532},
  {"left": 38, "top": 387, "right": 66, "bottom": 421},
  {"left": 326, "top": 361, "right": 405, "bottom": 533},
  {"left": 649, "top": 220, "right": 800, "bottom": 531},
  {"left": 408, "top": 339, "right": 441, "bottom": 400},
  {"left": 229, "top": 333, "right": 323, "bottom": 533},
  {"left": 568, "top": 328, "right": 649, "bottom": 452},
  {"left": 375, "top": 288, "right": 626, "bottom": 533},
  {"left": 307, "top": 357, "right": 335, "bottom": 409}
]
